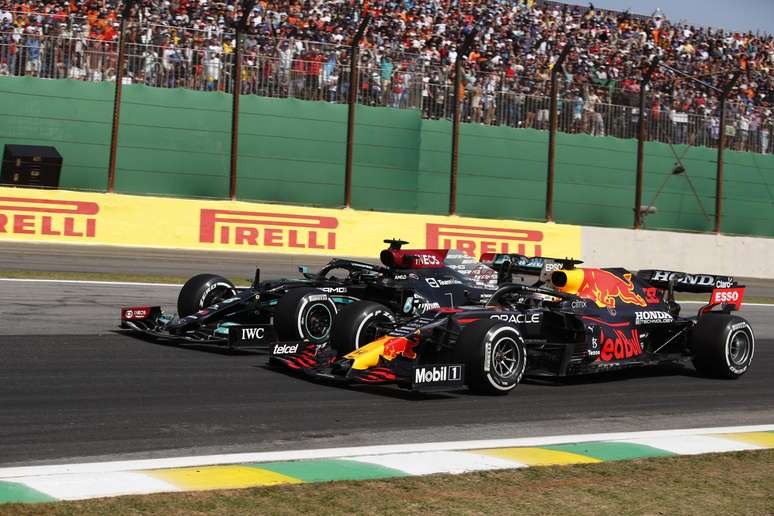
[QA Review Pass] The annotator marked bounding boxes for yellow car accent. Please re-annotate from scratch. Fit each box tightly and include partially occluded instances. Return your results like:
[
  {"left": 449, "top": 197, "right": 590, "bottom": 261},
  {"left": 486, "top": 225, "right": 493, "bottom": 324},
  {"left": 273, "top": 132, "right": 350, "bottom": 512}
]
[
  {"left": 344, "top": 335, "right": 391, "bottom": 370},
  {"left": 552, "top": 268, "right": 585, "bottom": 294}
]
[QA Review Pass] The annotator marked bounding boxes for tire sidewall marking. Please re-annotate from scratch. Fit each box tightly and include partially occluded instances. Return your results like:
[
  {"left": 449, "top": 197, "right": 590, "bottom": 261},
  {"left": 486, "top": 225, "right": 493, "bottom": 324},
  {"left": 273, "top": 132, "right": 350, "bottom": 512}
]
[
  {"left": 724, "top": 322, "right": 754, "bottom": 375},
  {"left": 198, "top": 282, "right": 234, "bottom": 309},
  {"left": 483, "top": 326, "right": 526, "bottom": 391},
  {"left": 296, "top": 294, "right": 337, "bottom": 341},
  {"left": 354, "top": 309, "right": 396, "bottom": 349}
]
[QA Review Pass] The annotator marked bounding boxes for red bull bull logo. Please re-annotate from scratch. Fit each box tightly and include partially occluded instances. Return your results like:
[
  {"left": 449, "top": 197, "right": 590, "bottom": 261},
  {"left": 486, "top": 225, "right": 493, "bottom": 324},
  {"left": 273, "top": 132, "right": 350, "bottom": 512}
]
[
  {"left": 381, "top": 337, "right": 417, "bottom": 360},
  {"left": 578, "top": 269, "right": 647, "bottom": 309}
]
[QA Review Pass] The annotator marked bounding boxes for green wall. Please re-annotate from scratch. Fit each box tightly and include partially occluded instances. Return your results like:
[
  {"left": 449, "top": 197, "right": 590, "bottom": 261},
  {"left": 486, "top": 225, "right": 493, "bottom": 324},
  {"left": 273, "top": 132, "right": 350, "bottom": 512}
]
[
  {"left": 0, "top": 76, "right": 112, "bottom": 191},
  {"left": 1, "top": 76, "right": 773, "bottom": 236},
  {"left": 116, "top": 85, "right": 231, "bottom": 198}
]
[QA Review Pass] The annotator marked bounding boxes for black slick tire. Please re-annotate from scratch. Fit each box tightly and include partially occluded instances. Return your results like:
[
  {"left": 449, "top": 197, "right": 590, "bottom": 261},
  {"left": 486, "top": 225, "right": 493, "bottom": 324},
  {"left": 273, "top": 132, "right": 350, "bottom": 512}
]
[
  {"left": 691, "top": 313, "right": 754, "bottom": 379},
  {"left": 330, "top": 300, "right": 396, "bottom": 355},
  {"left": 274, "top": 288, "right": 337, "bottom": 344},
  {"left": 177, "top": 274, "right": 237, "bottom": 317},
  {"left": 455, "top": 319, "right": 526, "bottom": 395}
]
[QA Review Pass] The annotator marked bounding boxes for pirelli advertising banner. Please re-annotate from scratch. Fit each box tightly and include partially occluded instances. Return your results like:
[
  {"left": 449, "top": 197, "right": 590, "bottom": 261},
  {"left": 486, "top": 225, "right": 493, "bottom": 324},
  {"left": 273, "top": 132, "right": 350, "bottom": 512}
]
[{"left": 0, "top": 187, "right": 582, "bottom": 259}]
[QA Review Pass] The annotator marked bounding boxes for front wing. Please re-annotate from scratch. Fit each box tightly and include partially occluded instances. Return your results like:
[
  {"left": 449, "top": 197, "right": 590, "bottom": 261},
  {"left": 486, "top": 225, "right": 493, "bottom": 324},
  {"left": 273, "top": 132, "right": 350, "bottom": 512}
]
[
  {"left": 121, "top": 306, "right": 279, "bottom": 351},
  {"left": 268, "top": 344, "right": 465, "bottom": 392}
]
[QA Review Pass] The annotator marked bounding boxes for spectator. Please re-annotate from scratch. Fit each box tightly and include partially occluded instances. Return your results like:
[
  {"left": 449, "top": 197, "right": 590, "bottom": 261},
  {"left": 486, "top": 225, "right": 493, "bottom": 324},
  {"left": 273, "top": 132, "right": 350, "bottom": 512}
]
[{"left": 0, "top": 0, "right": 770, "bottom": 154}]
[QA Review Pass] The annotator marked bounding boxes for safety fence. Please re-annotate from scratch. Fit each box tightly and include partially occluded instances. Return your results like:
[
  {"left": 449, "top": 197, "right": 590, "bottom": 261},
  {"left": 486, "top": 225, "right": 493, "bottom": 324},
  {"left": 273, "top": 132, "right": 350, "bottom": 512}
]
[
  {"left": 1, "top": 31, "right": 771, "bottom": 156},
  {"left": 2, "top": 75, "right": 773, "bottom": 237}
]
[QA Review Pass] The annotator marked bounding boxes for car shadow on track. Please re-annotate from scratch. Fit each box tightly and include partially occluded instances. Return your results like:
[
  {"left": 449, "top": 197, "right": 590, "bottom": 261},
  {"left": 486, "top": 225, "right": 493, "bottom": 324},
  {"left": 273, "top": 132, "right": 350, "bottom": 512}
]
[
  {"left": 256, "top": 362, "right": 707, "bottom": 400},
  {"left": 523, "top": 363, "right": 700, "bottom": 387},
  {"left": 256, "top": 364, "right": 457, "bottom": 401},
  {"left": 113, "top": 330, "right": 258, "bottom": 356}
]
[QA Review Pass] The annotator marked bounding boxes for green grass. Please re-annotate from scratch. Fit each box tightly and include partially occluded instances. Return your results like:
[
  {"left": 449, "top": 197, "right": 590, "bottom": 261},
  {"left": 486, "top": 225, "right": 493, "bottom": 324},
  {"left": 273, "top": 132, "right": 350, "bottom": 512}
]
[{"left": 4, "top": 450, "right": 773, "bottom": 515}]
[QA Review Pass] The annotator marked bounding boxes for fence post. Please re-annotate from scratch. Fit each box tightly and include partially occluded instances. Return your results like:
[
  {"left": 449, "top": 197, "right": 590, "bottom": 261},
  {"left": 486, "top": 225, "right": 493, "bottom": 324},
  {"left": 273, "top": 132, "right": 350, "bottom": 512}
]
[
  {"left": 449, "top": 30, "right": 476, "bottom": 216},
  {"left": 229, "top": 31, "right": 242, "bottom": 200},
  {"left": 344, "top": 14, "right": 371, "bottom": 208},
  {"left": 107, "top": 0, "right": 137, "bottom": 193},
  {"left": 633, "top": 58, "right": 659, "bottom": 229},
  {"left": 545, "top": 39, "right": 573, "bottom": 222},
  {"left": 715, "top": 70, "right": 742, "bottom": 234},
  {"left": 229, "top": 0, "right": 256, "bottom": 201}
]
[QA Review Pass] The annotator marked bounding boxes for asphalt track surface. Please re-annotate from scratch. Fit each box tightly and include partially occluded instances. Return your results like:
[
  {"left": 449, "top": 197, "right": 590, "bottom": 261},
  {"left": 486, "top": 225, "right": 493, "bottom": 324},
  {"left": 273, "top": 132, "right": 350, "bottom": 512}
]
[{"left": 0, "top": 243, "right": 773, "bottom": 467}]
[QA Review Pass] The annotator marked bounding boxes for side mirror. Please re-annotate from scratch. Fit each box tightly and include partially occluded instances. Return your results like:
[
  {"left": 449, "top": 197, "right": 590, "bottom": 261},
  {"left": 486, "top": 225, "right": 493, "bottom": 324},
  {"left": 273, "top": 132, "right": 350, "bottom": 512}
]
[{"left": 298, "top": 266, "right": 310, "bottom": 275}]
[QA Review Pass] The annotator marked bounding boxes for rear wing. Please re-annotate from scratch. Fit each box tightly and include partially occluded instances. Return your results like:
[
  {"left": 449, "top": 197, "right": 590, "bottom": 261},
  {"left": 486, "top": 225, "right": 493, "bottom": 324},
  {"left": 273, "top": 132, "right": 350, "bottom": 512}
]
[
  {"left": 480, "top": 254, "right": 583, "bottom": 283},
  {"left": 637, "top": 270, "right": 739, "bottom": 293},
  {"left": 637, "top": 269, "right": 745, "bottom": 313}
]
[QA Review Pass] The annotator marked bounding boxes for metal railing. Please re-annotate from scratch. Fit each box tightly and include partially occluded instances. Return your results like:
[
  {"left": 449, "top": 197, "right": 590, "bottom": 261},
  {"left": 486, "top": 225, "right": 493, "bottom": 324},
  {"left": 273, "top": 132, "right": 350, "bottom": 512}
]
[{"left": 1, "top": 31, "right": 771, "bottom": 158}]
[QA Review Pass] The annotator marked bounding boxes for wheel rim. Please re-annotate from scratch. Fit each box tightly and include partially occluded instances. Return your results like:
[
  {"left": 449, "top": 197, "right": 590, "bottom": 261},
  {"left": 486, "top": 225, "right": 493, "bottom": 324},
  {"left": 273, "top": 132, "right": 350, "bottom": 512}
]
[
  {"left": 491, "top": 336, "right": 521, "bottom": 379},
  {"left": 728, "top": 331, "right": 751, "bottom": 367},
  {"left": 304, "top": 303, "right": 333, "bottom": 340},
  {"left": 202, "top": 284, "right": 234, "bottom": 308},
  {"left": 358, "top": 317, "right": 389, "bottom": 347}
]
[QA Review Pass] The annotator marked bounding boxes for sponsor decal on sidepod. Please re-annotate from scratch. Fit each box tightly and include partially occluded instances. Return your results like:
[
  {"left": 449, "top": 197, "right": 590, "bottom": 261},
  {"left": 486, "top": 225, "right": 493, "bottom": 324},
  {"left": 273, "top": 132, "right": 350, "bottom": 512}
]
[
  {"left": 490, "top": 313, "right": 541, "bottom": 324},
  {"left": 598, "top": 329, "right": 642, "bottom": 362},
  {"left": 635, "top": 311, "right": 674, "bottom": 325}
]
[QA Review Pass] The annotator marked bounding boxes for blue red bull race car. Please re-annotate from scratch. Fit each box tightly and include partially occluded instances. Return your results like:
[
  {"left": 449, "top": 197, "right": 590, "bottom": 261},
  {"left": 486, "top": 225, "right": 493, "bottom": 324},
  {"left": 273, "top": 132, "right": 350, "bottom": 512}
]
[{"left": 270, "top": 263, "right": 754, "bottom": 395}]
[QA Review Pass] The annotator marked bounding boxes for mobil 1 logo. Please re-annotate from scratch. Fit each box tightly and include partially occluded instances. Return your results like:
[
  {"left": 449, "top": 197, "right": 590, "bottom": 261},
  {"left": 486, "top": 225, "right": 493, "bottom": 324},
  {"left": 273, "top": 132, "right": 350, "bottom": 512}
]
[
  {"left": 411, "top": 364, "right": 465, "bottom": 391},
  {"left": 228, "top": 324, "right": 277, "bottom": 349}
]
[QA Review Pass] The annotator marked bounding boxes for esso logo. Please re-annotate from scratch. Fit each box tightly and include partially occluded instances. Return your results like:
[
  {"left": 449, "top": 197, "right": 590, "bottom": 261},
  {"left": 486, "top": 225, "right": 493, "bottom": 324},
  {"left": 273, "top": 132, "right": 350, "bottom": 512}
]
[
  {"left": 713, "top": 290, "right": 739, "bottom": 303},
  {"left": 711, "top": 288, "right": 744, "bottom": 310}
]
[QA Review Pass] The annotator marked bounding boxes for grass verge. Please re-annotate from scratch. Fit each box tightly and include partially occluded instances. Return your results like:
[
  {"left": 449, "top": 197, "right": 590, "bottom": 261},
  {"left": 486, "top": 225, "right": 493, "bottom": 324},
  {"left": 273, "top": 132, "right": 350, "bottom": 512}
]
[{"left": 4, "top": 450, "right": 773, "bottom": 515}]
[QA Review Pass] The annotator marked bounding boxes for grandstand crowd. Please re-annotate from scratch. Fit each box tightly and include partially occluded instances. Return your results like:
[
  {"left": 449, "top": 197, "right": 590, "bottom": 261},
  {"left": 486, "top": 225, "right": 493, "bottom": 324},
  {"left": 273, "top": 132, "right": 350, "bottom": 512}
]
[{"left": 0, "top": 0, "right": 771, "bottom": 153}]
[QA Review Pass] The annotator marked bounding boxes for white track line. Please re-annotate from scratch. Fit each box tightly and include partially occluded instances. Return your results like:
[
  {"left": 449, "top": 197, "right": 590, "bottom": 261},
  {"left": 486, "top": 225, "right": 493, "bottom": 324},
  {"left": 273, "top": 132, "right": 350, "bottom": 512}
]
[
  {"left": 0, "top": 278, "right": 183, "bottom": 287},
  {"left": 13, "top": 472, "right": 181, "bottom": 501},
  {"left": 350, "top": 451, "right": 525, "bottom": 475},
  {"left": 1, "top": 424, "right": 772, "bottom": 479},
  {"left": 624, "top": 435, "right": 762, "bottom": 455}
]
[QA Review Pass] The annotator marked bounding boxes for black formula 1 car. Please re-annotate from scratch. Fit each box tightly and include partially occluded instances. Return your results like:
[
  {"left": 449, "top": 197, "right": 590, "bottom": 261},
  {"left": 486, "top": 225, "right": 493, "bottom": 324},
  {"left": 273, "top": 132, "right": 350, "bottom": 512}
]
[
  {"left": 120, "top": 239, "right": 567, "bottom": 351},
  {"left": 269, "top": 264, "right": 754, "bottom": 394}
]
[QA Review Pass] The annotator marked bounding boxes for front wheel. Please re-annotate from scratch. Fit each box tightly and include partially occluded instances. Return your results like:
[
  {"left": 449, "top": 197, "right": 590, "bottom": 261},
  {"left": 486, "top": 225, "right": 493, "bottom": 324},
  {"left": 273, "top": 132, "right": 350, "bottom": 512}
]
[
  {"left": 177, "top": 273, "right": 237, "bottom": 317},
  {"left": 330, "top": 300, "right": 396, "bottom": 355},
  {"left": 691, "top": 314, "right": 754, "bottom": 379},
  {"left": 455, "top": 319, "right": 526, "bottom": 395},
  {"left": 274, "top": 288, "right": 337, "bottom": 344}
]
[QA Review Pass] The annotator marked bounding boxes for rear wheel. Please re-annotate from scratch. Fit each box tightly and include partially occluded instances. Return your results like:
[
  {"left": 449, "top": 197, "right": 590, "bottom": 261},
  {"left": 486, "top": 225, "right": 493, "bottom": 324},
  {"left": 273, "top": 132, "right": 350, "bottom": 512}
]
[
  {"left": 455, "top": 319, "right": 526, "bottom": 395},
  {"left": 330, "top": 301, "right": 396, "bottom": 355},
  {"left": 177, "top": 273, "right": 237, "bottom": 317},
  {"left": 274, "top": 288, "right": 337, "bottom": 344},
  {"left": 691, "top": 314, "right": 754, "bottom": 379}
]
